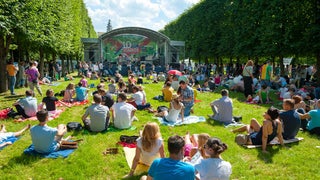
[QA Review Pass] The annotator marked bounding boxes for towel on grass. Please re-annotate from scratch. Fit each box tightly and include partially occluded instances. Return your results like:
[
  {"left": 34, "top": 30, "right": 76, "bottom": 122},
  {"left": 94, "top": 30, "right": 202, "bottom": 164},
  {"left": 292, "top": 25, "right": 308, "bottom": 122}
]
[
  {"left": 108, "top": 126, "right": 137, "bottom": 132},
  {"left": 0, "top": 136, "right": 18, "bottom": 151},
  {"left": 56, "top": 100, "right": 89, "bottom": 107},
  {"left": 23, "top": 145, "right": 76, "bottom": 158},
  {"left": 244, "top": 137, "right": 304, "bottom": 149},
  {"left": 14, "top": 109, "right": 65, "bottom": 122},
  {"left": 123, "top": 147, "right": 149, "bottom": 175},
  {"left": 156, "top": 116, "right": 205, "bottom": 126}
]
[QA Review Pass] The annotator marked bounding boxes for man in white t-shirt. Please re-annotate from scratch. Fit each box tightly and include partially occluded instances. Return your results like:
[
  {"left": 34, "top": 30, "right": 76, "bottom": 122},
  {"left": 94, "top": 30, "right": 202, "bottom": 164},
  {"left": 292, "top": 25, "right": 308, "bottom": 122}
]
[{"left": 110, "top": 93, "right": 137, "bottom": 129}]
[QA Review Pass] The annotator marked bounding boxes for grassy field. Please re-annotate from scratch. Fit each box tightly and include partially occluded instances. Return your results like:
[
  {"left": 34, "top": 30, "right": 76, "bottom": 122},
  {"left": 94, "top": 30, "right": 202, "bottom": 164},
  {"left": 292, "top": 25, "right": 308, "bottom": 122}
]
[{"left": 0, "top": 76, "right": 320, "bottom": 180}]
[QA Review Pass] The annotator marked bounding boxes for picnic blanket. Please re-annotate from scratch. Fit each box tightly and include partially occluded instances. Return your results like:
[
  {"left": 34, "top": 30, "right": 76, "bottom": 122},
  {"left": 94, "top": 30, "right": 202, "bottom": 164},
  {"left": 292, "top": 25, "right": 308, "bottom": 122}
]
[
  {"left": 0, "top": 108, "right": 11, "bottom": 120},
  {"left": 123, "top": 147, "right": 150, "bottom": 175},
  {"left": 0, "top": 136, "right": 18, "bottom": 151},
  {"left": 56, "top": 100, "right": 89, "bottom": 107},
  {"left": 244, "top": 137, "right": 304, "bottom": 149},
  {"left": 24, "top": 144, "right": 76, "bottom": 158},
  {"left": 155, "top": 116, "right": 206, "bottom": 126},
  {"left": 14, "top": 109, "right": 65, "bottom": 122}
]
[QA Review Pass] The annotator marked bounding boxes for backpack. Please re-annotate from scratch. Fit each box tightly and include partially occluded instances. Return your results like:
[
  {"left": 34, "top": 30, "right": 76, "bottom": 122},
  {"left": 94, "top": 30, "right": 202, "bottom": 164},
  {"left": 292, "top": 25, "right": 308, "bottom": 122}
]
[{"left": 67, "top": 122, "right": 83, "bottom": 131}]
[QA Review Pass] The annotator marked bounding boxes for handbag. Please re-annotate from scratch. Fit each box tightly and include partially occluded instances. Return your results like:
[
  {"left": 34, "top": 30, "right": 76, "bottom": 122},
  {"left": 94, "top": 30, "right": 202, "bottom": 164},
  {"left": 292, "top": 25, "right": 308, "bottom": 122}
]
[{"left": 67, "top": 122, "right": 83, "bottom": 131}]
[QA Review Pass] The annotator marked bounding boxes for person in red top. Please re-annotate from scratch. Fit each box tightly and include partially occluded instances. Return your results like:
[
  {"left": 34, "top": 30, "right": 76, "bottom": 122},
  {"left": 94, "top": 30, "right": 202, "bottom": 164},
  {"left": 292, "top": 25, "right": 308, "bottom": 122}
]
[{"left": 6, "top": 60, "right": 19, "bottom": 95}]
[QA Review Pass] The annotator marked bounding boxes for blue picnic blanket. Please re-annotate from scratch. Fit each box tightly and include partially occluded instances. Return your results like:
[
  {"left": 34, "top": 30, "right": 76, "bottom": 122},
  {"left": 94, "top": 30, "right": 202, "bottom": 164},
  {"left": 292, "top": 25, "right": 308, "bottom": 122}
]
[
  {"left": 156, "top": 116, "right": 206, "bottom": 126},
  {"left": 24, "top": 145, "right": 76, "bottom": 158},
  {"left": 0, "top": 136, "right": 18, "bottom": 151}
]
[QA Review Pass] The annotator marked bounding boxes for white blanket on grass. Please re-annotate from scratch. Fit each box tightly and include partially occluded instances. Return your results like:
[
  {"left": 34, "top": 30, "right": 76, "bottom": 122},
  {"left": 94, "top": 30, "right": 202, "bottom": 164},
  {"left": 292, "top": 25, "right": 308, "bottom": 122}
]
[{"left": 155, "top": 116, "right": 206, "bottom": 126}]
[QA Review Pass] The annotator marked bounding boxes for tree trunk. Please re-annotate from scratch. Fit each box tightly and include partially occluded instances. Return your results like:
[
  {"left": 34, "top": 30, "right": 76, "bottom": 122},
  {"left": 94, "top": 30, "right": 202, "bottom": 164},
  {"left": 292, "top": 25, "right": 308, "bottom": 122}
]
[
  {"left": 39, "top": 48, "right": 44, "bottom": 77},
  {"left": 279, "top": 56, "right": 284, "bottom": 76},
  {"left": 61, "top": 54, "right": 65, "bottom": 77},
  {"left": 67, "top": 55, "right": 70, "bottom": 74},
  {"left": 0, "top": 35, "right": 12, "bottom": 93}
]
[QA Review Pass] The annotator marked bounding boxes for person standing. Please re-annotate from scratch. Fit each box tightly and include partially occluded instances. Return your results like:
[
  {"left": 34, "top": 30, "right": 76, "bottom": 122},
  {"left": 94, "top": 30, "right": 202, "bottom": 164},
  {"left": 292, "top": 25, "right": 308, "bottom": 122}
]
[
  {"left": 242, "top": 60, "right": 254, "bottom": 98},
  {"left": 17, "top": 61, "right": 26, "bottom": 88},
  {"left": 6, "top": 60, "right": 19, "bottom": 95},
  {"left": 178, "top": 80, "right": 194, "bottom": 117},
  {"left": 260, "top": 60, "right": 272, "bottom": 87},
  {"left": 25, "top": 62, "right": 43, "bottom": 96}
]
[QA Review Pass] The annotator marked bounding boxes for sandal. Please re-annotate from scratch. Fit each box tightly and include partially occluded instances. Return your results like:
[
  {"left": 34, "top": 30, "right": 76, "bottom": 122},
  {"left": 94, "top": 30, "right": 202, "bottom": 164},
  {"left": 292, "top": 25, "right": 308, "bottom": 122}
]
[{"left": 103, "top": 147, "right": 118, "bottom": 155}]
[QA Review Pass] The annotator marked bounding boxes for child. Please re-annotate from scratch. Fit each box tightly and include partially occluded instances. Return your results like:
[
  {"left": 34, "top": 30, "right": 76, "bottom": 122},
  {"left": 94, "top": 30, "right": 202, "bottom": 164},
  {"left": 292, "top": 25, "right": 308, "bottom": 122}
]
[
  {"left": 75, "top": 82, "right": 89, "bottom": 102},
  {"left": 257, "top": 84, "right": 270, "bottom": 104},
  {"left": 0, "top": 124, "right": 30, "bottom": 148},
  {"left": 184, "top": 132, "right": 210, "bottom": 163},
  {"left": 80, "top": 75, "right": 88, "bottom": 87},
  {"left": 194, "top": 137, "right": 232, "bottom": 180},
  {"left": 41, "top": 89, "right": 70, "bottom": 112},
  {"left": 137, "top": 74, "right": 143, "bottom": 85},
  {"left": 126, "top": 122, "right": 165, "bottom": 177},
  {"left": 63, "top": 83, "right": 75, "bottom": 103},
  {"left": 108, "top": 79, "right": 116, "bottom": 94}
]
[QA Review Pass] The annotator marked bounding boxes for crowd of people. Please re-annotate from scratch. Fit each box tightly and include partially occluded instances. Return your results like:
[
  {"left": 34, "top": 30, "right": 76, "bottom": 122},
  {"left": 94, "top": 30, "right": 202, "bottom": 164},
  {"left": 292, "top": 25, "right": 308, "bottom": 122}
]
[{"left": 3, "top": 58, "right": 320, "bottom": 179}]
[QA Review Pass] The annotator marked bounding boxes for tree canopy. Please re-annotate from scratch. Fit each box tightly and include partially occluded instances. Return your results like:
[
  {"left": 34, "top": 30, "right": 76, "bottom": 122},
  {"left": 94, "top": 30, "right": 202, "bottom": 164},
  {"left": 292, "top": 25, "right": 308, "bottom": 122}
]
[
  {"left": 160, "top": 0, "right": 320, "bottom": 67},
  {"left": 0, "top": 0, "right": 96, "bottom": 92}
]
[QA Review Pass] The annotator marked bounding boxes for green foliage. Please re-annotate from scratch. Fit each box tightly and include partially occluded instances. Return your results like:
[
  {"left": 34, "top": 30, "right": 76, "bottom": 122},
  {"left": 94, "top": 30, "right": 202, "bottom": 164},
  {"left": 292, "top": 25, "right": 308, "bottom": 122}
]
[
  {"left": 161, "top": 0, "right": 320, "bottom": 64},
  {"left": 0, "top": 77, "right": 320, "bottom": 179}
]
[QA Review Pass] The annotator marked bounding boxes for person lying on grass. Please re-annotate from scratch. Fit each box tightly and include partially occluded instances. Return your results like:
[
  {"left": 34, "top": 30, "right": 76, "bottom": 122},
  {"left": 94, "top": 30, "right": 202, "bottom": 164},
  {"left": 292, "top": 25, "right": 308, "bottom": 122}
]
[
  {"left": 30, "top": 110, "right": 77, "bottom": 154},
  {"left": 232, "top": 106, "right": 284, "bottom": 153},
  {"left": 0, "top": 124, "right": 30, "bottom": 148}
]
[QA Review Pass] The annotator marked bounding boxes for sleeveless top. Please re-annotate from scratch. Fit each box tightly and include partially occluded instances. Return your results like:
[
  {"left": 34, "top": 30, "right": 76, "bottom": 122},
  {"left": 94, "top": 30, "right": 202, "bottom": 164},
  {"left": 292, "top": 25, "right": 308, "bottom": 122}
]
[
  {"left": 250, "top": 120, "right": 278, "bottom": 145},
  {"left": 164, "top": 102, "right": 183, "bottom": 122}
]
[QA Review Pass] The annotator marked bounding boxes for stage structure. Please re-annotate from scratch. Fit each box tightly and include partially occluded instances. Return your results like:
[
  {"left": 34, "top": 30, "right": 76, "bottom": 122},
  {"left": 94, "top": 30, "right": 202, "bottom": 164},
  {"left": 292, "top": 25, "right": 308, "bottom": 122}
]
[{"left": 81, "top": 27, "right": 185, "bottom": 66}]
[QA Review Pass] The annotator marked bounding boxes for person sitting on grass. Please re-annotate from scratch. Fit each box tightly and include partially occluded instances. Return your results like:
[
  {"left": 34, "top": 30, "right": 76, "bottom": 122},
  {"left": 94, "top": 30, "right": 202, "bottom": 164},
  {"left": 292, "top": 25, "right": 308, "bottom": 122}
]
[
  {"left": 40, "top": 89, "right": 70, "bottom": 112},
  {"left": 75, "top": 82, "right": 89, "bottom": 102},
  {"left": 155, "top": 93, "right": 184, "bottom": 123},
  {"left": 30, "top": 110, "right": 76, "bottom": 154},
  {"left": 82, "top": 94, "right": 110, "bottom": 132},
  {"left": 162, "top": 81, "right": 174, "bottom": 102},
  {"left": 140, "top": 135, "right": 195, "bottom": 180},
  {"left": 79, "top": 75, "right": 88, "bottom": 87},
  {"left": 63, "top": 83, "right": 75, "bottom": 103},
  {"left": 0, "top": 124, "right": 30, "bottom": 148},
  {"left": 126, "top": 122, "right": 165, "bottom": 177},
  {"left": 298, "top": 99, "right": 320, "bottom": 135},
  {"left": 195, "top": 137, "right": 232, "bottom": 180},
  {"left": 127, "top": 86, "right": 151, "bottom": 110},
  {"left": 257, "top": 84, "right": 270, "bottom": 104},
  {"left": 110, "top": 93, "right": 136, "bottom": 130},
  {"left": 12, "top": 90, "right": 37, "bottom": 118},
  {"left": 107, "top": 79, "right": 117, "bottom": 94},
  {"left": 232, "top": 107, "right": 284, "bottom": 153},
  {"left": 279, "top": 99, "right": 301, "bottom": 140},
  {"left": 183, "top": 132, "right": 210, "bottom": 164},
  {"left": 208, "top": 89, "right": 234, "bottom": 125}
]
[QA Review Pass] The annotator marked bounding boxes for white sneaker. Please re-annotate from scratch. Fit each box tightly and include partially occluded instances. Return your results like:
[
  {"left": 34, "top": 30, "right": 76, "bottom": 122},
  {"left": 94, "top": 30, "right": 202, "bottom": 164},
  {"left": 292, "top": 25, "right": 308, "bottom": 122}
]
[{"left": 132, "top": 116, "right": 139, "bottom": 121}]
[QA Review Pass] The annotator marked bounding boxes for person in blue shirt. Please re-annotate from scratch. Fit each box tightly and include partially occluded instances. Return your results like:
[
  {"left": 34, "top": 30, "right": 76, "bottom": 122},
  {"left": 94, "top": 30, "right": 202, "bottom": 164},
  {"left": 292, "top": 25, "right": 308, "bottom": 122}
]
[
  {"left": 141, "top": 135, "right": 195, "bottom": 180},
  {"left": 30, "top": 110, "right": 69, "bottom": 154},
  {"left": 299, "top": 100, "right": 320, "bottom": 135},
  {"left": 75, "top": 82, "right": 89, "bottom": 102}
]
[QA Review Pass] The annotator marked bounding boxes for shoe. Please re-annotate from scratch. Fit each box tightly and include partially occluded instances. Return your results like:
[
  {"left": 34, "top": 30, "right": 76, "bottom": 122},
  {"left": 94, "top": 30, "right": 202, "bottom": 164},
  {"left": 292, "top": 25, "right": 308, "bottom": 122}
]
[
  {"left": 207, "top": 114, "right": 214, "bottom": 119},
  {"left": 11, "top": 93, "right": 16, "bottom": 95},
  {"left": 131, "top": 116, "right": 139, "bottom": 121}
]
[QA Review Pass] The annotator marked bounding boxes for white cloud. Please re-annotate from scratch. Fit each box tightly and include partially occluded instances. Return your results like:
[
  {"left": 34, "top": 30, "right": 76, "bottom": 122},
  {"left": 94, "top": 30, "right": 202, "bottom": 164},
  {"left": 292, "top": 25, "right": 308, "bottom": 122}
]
[{"left": 84, "top": 0, "right": 201, "bottom": 32}]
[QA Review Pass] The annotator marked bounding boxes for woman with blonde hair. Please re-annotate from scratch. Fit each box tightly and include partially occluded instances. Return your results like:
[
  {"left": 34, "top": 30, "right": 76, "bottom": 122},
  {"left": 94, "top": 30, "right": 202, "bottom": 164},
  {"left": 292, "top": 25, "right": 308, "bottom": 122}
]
[
  {"left": 243, "top": 60, "right": 254, "bottom": 98},
  {"left": 184, "top": 132, "right": 210, "bottom": 164},
  {"left": 127, "top": 122, "right": 165, "bottom": 177}
]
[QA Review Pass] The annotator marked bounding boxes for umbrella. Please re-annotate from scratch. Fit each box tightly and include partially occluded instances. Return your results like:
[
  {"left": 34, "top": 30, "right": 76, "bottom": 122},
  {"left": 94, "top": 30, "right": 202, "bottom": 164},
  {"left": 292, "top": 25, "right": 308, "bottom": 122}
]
[{"left": 167, "top": 69, "right": 182, "bottom": 76}]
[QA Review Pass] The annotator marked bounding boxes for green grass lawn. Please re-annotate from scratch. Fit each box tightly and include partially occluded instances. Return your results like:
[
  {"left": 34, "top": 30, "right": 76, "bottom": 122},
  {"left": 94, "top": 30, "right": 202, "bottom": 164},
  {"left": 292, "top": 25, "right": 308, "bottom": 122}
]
[{"left": 1, "top": 76, "right": 320, "bottom": 179}]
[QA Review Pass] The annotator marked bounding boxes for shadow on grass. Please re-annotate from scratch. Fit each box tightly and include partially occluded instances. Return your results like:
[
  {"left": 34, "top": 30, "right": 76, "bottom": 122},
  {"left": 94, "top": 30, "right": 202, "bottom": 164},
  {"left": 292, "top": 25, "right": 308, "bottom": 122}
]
[
  {"left": 122, "top": 172, "right": 148, "bottom": 180},
  {"left": 5, "top": 153, "right": 41, "bottom": 168},
  {"left": 3, "top": 95, "right": 24, "bottom": 99},
  {"left": 206, "top": 118, "right": 225, "bottom": 127}
]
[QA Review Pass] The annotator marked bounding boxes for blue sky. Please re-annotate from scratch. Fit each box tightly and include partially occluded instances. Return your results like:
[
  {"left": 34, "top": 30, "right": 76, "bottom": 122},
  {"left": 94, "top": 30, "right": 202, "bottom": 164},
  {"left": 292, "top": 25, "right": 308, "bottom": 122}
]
[{"left": 84, "top": 0, "right": 201, "bottom": 33}]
